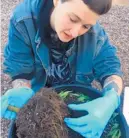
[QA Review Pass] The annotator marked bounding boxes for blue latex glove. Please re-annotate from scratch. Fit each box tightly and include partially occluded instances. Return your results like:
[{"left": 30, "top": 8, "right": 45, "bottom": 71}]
[
  {"left": 64, "top": 88, "right": 120, "bottom": 138},
  {"left": 0, "top": 87, "right": 34, "bottom": 120}
]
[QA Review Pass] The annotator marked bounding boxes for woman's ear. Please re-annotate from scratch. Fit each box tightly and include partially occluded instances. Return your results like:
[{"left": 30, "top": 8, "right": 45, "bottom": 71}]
[{"left": 53, "top": 0, "right": 59, "bottom": 7}]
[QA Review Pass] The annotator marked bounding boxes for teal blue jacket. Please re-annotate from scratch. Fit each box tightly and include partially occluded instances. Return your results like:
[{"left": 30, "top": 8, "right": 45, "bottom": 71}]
[{"left": 3, "top": 0, "right": 122, "bottom": 92}]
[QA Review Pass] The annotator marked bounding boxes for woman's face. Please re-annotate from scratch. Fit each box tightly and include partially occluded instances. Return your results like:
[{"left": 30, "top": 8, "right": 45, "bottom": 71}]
[{"left": 50, "top": 0, "right": 100, "bottom": 42}]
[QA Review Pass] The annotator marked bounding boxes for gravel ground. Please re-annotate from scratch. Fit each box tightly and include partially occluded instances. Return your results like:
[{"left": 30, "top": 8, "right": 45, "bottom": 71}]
[{"left": 1, "top": 0, "right": 129, "bottom": 138}]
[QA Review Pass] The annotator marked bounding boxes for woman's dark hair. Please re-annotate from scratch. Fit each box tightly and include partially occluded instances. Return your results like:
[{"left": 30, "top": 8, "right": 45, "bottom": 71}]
[{"left": 61, "top": 0, "right": 112, "bottom": 15}]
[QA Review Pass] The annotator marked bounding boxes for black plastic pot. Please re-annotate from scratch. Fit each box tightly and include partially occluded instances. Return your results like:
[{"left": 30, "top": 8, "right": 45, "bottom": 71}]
[{"left": 8, "top": 84, "right": 129, "bottom": 138}]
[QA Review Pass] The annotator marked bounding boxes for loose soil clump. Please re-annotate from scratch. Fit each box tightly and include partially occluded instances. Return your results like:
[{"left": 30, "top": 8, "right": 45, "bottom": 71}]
[
  {"left": 15, "top": 88, "right": 82, "bottom": 138},
  {"left": 16, "top": 88, "right": 69, "bottom": 138}
]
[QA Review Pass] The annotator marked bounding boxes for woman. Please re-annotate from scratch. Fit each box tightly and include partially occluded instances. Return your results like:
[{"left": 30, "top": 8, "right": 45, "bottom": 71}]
[{"left": 1, "top": 0, "right": 123, "bottom": 137}]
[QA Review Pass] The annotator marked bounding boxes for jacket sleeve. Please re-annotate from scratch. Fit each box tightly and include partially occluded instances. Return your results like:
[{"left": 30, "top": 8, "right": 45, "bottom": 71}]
[
  {"left": 93, "top": 28, "right": 123, "bottom": 85},
  {"left": 3, "top": 18, "right": 35, "bottom": 80}
]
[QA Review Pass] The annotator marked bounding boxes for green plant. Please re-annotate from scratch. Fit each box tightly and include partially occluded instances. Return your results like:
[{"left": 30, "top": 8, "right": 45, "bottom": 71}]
[
  {"left": 59, "top": 91, "right": 72, "bottom": 100},
  {"left": 107, "top": 113, "right": 121, "bottom": 138}
]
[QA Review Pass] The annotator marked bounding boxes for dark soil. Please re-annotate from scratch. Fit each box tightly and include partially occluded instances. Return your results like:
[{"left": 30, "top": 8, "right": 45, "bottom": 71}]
[
  {"left": 16, "top": 88, "right": 69, "bottom": 138},
  {"left": 15, "top": 88, "right": 82, "bottom": 138}
]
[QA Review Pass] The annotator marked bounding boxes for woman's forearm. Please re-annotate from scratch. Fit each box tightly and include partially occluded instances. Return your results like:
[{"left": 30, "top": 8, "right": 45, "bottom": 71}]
[
  {"left": 103, "top": 75, "right": 123, "bottom": 95},
  {"left": 12, "top": 79, "right": 31, "bottom": 88}
]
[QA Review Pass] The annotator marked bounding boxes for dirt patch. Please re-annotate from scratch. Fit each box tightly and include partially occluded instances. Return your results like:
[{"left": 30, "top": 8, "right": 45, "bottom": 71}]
[
  {"left": 16, "top": 88, "right": 69, "bottom": 138},
  {"left": 16, "top": 88, "right": 82, "bottom": 138}
]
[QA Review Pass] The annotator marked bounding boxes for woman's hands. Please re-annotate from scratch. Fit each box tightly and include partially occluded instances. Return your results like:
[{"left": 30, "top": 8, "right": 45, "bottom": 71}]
[
  {"left": 0, "top": 87, "right": 34, "bottom": 119},
  {"left": 64, "top": 88, "right": 120, "bottom": 138}
]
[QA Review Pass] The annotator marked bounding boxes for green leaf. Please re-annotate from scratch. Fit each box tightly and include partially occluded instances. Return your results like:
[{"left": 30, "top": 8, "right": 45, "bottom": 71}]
[
  {"left": 77, "top": 94, "right": 90, "bottom": 102},
  {"left": 59, "top": 91, "right": 72, "bottom": 100}
]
